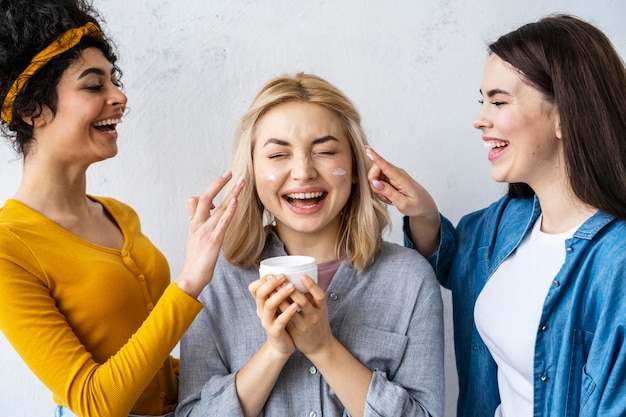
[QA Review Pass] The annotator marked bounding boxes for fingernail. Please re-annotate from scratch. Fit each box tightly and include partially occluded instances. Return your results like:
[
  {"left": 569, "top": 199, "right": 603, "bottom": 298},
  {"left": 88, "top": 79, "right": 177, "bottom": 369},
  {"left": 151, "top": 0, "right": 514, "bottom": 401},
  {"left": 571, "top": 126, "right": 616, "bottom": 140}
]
[
  {"left": 366, "top": 152, "right": 374, "bottom": 161},
  {"left": 222, "top": 170, "right": 232, "bottom": 178},
  {"left": 372, "top": 180, "right": 384, "bottom": 191},
  {"left": 236, "top": 176, "right": 245, "bottom": 186}
]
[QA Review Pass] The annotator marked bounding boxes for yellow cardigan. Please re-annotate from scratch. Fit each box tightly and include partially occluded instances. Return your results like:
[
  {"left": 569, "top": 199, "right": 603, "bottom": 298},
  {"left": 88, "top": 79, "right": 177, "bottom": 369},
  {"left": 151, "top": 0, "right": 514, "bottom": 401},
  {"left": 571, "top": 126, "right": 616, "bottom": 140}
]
[{"left": 0, "top": 197, "right": 202, "bottom": 417}]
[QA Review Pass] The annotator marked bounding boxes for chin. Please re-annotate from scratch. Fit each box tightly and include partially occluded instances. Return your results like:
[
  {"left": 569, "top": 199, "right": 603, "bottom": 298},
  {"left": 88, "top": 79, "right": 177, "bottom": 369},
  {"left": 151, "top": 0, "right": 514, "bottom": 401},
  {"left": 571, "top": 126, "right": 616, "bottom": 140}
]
[{"left": 490, "top": 167, "right": 510, "bottom": 184}]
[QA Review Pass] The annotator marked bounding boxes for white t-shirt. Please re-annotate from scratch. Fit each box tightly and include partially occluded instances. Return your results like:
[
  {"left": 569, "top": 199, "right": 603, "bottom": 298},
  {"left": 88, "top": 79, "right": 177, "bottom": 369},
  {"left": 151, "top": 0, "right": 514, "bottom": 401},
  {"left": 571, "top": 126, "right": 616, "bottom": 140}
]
[{"left": 474, "top": 215, "right": 579, "bottom": 417}]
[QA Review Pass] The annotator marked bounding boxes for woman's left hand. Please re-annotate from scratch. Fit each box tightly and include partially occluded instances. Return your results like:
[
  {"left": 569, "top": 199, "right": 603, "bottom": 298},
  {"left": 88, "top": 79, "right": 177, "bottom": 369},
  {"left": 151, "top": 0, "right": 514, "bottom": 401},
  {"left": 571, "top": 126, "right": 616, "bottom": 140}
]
[{"left": 283, "top": 275, "right": 334, "bottom": 355}]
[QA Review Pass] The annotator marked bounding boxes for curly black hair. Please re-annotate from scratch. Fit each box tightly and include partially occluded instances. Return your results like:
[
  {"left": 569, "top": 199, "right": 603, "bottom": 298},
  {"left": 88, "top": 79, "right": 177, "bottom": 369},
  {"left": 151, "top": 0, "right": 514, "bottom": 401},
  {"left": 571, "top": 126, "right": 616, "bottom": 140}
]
[{"left": 0, "top": 0, "right": 120, "bottom": 156}]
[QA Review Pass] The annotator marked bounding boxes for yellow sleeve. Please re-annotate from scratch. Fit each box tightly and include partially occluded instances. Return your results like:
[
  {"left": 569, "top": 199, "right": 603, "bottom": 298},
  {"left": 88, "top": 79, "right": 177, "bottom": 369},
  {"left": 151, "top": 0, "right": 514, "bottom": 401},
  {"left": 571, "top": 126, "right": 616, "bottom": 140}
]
[{"left": 0, "top": 227, "right": 202, "bottom": 417}]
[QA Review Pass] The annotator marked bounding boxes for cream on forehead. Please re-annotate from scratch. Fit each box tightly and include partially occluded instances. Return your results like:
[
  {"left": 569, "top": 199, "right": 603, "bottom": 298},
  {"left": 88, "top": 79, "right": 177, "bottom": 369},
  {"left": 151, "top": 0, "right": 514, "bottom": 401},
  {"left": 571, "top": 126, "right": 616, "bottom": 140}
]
[{"left": 333, "top": 168, "right": 347, "bottom": 176}]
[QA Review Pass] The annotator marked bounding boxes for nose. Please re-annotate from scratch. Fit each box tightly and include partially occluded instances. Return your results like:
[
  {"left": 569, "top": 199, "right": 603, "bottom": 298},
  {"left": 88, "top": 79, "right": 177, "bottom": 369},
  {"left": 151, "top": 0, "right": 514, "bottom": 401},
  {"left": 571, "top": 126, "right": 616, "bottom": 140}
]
[
  {"left": 472, "top": 105, "right": 492, "bottom": 130},
  {"left": 109, "top": 86, "right": 128, "bottom": 114},
  {"left": 291, "top": 154, "right": 317, "bottom": 181}
]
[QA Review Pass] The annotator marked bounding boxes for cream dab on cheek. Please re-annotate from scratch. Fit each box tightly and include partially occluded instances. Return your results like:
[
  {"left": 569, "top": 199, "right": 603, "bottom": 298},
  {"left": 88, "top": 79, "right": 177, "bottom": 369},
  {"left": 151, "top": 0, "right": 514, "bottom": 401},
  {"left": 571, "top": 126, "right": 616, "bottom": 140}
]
[
  {"left": 261, "top": 172, "right": 277, "bottom": 182},
  {"left": 333, "top": 168, "right": 347, "bottom": 176}
]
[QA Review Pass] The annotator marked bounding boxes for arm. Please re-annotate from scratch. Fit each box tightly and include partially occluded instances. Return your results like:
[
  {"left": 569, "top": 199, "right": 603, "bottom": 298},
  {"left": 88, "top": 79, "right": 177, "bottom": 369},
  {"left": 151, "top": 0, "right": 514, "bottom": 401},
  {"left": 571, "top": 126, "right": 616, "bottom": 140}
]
[
  {"left": 0, "top": 252, "right": 201, "bottom": 417},
  {"left": 177, "top": 274, "right": 299, "bottom": 417},
  {"left": 235, "top": 275, "right": 300, "bottom": 417},
  {"left": 290, "top": 256, "right": 444, "bottom": 417},
  {"left": 287, "top": 276, "right": 372, "bottom": 417},
  {"left": 361, "top": 254, "right": 445, "bottom": 416},
  {"left": 0, "top": 173, "right": 243, "bottom": 417},
  {"left": 366, "top": 147, "right": 440, "bottom": 257}
]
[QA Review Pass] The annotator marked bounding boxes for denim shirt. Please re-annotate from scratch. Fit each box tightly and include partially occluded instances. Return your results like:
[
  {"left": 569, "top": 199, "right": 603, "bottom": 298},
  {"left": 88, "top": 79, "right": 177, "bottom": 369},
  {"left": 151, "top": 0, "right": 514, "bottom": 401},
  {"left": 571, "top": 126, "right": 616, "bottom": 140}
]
[{"left": 405, "top": 195, "right": 626, "bottom": 417}]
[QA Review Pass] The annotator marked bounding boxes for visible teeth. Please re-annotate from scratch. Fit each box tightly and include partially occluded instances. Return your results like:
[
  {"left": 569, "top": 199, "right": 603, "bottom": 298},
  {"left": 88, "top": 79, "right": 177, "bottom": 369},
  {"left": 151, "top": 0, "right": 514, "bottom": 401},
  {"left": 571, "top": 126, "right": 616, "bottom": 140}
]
[
  {"left": 483, "top": 140, "right": 509, "bottom": 148},
  {"left": 93, "top": 118, "right": 122, "bottom": 127},
  {"left": 286, "top": 192, "right": 324, "bottom": 199}
]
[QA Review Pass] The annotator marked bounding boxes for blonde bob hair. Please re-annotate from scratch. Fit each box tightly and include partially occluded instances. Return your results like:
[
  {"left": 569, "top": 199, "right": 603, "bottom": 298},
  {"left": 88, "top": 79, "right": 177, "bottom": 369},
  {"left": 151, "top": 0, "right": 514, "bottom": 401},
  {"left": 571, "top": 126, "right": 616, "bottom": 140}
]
[{"left": 222, "top": 73, "right": 389, "bottom": 272}]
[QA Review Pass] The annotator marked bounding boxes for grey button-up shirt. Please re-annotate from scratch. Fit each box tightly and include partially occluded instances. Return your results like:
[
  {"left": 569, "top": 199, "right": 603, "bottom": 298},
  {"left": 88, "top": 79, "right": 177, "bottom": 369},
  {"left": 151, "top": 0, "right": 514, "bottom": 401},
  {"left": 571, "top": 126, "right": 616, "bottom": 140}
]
[{"left": 177, "top": 232, "right": 444, "bottom": 417}]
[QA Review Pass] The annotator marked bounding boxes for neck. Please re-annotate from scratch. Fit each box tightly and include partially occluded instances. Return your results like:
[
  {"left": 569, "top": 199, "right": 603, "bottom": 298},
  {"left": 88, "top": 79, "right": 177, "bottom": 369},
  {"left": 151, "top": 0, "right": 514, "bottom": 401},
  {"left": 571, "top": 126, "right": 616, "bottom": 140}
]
[
  {"left": 276, "top": 222, "right": 343, "bottom": 264},
  {"left": 14, "top": 157, "right": 90, "bottom": 218},
  {"left": 534, "top": 180, "right": 596, "bottom": 233}
]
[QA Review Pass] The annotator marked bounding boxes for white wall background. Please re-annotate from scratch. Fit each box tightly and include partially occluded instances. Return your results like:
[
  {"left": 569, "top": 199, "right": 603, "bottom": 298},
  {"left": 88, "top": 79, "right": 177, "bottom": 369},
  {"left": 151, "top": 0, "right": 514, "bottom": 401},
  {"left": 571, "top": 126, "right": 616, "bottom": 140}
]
[{"left": 1, "top": 0, "right": 624, "bottom": 415}]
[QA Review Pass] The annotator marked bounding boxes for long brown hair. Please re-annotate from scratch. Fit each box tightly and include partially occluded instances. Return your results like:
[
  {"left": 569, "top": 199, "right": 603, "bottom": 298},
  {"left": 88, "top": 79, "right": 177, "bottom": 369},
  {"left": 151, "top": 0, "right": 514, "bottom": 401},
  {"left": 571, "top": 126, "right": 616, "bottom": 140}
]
[{"left": 490, "top": 14, "right": 626, "bottom": 219}]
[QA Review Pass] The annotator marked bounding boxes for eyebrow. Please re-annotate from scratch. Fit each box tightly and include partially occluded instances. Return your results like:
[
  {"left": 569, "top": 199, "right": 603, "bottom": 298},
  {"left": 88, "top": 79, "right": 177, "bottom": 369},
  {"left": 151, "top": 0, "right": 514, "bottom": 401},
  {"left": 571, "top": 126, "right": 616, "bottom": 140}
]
[
  {"left": 78, "top": 67, "right": 115, "bottom": 79},
  {"left": 480, "top": 88, "right": 512, "bottom": 98},
  {"left": 262, "top": 135, "right": 339, "bottom": 147}
]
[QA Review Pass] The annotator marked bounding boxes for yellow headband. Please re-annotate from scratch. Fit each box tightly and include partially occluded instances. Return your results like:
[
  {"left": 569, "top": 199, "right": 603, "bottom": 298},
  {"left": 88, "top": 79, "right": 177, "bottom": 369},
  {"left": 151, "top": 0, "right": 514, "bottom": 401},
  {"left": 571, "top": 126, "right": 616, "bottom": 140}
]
[{"left": 1, "top": 22, "right": 102, "bottom": 124}]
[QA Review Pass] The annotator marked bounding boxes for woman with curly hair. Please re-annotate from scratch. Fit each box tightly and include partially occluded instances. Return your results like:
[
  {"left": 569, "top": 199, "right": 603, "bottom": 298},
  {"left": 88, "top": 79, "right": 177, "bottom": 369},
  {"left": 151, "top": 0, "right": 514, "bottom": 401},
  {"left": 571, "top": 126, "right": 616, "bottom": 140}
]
[{"left": 0, "top": 1, "right": 243, "bottom": 416}]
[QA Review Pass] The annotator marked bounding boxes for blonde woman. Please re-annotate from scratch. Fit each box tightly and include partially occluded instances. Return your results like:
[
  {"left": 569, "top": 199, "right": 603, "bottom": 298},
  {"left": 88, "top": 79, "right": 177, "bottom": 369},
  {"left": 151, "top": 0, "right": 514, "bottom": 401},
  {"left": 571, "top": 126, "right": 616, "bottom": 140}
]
[{"left": 177, "top": 73, "right": 444, "bottom": 417}]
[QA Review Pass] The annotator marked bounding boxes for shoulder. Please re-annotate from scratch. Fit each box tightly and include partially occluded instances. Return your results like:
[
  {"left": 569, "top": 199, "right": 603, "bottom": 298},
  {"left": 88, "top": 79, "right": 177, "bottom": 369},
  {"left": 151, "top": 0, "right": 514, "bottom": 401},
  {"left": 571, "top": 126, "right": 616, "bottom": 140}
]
[
  {"left": 364, "top": 242, "right": 442, "bottom": 306},
  {"left": 205, "top": 253, "right": 258, "bottom": 296},
  {"left": 377, "top": 241, "right": 430, "bottom": 266},
  {"left": 370, "top": 241, "right": 438, "bottom": 284},
  {"left": 0, "top": 200, "right": 46, "bottom": 249},
  {"left": 456, "top": 195, "right": 536, "bottom": 240},
  {"left": 586, "top": 216, "right": 626, "bottom": 259},
  {"left": 459, "top": 194, "right": 531, "bottom": 224},
  {"left": 0, "top": 199, "right": 34, "bottom": 227}
]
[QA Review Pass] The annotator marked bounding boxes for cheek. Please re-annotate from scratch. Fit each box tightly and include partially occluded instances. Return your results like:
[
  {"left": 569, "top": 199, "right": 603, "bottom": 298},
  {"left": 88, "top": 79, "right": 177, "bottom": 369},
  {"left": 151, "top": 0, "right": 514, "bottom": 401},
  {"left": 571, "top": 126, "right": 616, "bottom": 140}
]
[
  {"left": 253, "top": 159, "right": 277, "bottom": 183},
  {"left": 253, "top": 165, "right": 282, "bottom": 202},
  {"left": 332, "top": 168, "right": 347, "bottom": 177},
  {"left": 498, "top": 112, "right": 526, "bottom": 137},
  {"left": 330, "top": 164, "right": 356, "bottom": 186},
  {"left": 261, "top": 172, "right": 277, "bottom": 182}
]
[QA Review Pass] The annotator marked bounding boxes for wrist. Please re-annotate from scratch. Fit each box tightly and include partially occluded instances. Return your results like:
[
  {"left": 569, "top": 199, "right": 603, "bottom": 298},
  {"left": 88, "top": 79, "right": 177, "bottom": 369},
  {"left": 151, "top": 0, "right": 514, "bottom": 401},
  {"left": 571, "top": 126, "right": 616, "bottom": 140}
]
[
  {"left": 173, "top": 277, "right": 202, "bottom": 299},
  {"left": 262, "top": 340, "right": 293, "bottom": 362},
  {"left": 304, "top": 336, "right": 339, "bottom": 366}
]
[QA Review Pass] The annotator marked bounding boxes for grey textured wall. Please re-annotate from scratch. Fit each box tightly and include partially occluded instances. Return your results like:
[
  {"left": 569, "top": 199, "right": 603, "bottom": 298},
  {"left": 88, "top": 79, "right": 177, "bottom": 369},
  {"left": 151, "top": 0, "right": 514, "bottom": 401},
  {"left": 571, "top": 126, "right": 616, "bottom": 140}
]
[{"left": 1, "top": 1, "right": 624, "bottom": 415}]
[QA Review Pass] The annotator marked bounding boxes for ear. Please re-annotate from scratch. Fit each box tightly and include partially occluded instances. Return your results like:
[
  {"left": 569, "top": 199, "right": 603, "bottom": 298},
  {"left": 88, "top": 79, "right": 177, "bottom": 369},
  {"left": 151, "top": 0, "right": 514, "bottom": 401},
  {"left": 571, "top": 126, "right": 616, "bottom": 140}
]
[
  {"left": 21, "top": 104, "right": 51, "bottom": 128},
  {"left": 555, "top": 114, "right": 562, "bottom": 139}
]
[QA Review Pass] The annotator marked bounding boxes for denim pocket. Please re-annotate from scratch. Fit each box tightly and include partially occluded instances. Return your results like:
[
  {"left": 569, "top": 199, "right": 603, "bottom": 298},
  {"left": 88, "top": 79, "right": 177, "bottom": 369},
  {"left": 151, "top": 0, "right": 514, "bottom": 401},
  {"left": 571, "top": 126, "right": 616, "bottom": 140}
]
[{"left": 566, "top": 329, "right": 596, "bottom": 416}]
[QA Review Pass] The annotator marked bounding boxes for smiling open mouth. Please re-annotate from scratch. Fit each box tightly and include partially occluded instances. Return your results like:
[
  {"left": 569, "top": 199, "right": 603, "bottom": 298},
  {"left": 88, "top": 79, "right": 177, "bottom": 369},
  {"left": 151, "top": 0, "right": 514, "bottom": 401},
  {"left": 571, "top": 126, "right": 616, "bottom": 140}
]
[
  {"left": 284, "top": 192, "right": 327, "bottom": 209},
  {"left": 93, "top": 118, "right": 122, "bottom": 133}
]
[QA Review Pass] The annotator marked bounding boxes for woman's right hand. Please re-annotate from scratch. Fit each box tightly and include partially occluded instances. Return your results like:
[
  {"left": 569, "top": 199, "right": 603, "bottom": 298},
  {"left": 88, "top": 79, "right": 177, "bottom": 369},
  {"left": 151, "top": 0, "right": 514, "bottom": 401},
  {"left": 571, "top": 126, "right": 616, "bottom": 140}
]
[
  {"left": 248, "top": 274, "right": 299, "bottom": 357},
  {"left": 175, "top": 171, "right": 245, "bottom": 298},
  {"left": 233, "top": 275, "right": 299, "bottom": 417},
  {"left": 366, "top": 147, "right": 441, "bottom": 257}
]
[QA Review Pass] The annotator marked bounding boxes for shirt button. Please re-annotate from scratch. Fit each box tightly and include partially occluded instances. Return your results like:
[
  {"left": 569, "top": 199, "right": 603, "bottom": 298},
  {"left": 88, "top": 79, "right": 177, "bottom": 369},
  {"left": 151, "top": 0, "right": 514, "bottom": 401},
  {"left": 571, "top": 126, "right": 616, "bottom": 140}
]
[
  {"left": 138, "top": 275, "right": 145, "bottom": 282},
  {"left": 309, "top": 412, "right": 317, "bottom": 417},
  {"left": 147, "top": 303, "right": 154, "bottom": 311},
  {"left": 329, "top": 293, "right": 338, "bottom": 301},
  {"left": 566, "top": 247, "right": 574, "bottom": 252},
  {"left": 309, "top": 366, "right": 317, "bottom": 375},
  {"left": 541, "top": 325, "right": 548, "bottom": 331},
  {"left": 541, "top": 376, "right": 549, "bottom": 382},
  {"left": 552, "top": 280, "right": 560, "bottom": 287}
]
